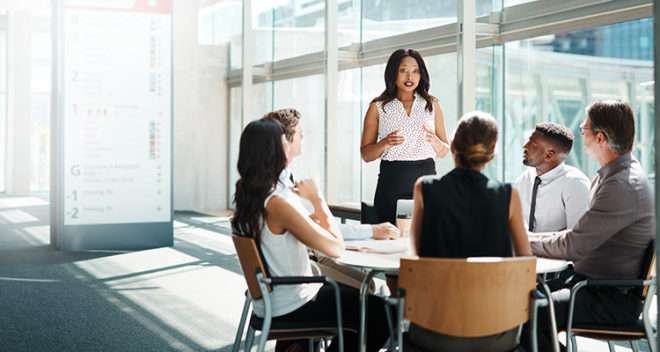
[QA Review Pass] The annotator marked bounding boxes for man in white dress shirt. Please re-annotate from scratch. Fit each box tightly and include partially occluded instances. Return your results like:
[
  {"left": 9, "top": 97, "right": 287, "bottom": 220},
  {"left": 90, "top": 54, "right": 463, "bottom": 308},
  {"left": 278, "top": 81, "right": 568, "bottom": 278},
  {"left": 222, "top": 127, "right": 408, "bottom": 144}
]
[
  {"left": 514, "top": 122, "right": 590, "bottom": 232},
  {"left": 264, "top": 109, "right": 397, "bottom": 304},
  {"left": 263, "top": 108, "right": 400, "bottom": 240}
]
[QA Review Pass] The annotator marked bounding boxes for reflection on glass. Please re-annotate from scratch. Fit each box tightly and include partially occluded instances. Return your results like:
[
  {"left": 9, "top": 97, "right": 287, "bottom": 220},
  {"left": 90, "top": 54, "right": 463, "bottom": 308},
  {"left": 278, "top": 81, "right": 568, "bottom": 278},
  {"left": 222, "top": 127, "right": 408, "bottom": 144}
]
[
  {"left": 504, "top": 0, "right": 536, "bottom": 7},
  {"left": 252, "top": 1, "right": 325, "bottom": 64},
  {"left": 31, "top": 26, "right": 51, "bottom": 192},
  {"left": 331, "top": 68, "right": 362, "bottom": 204},
  {"left": 273, "top": 75, "right": 325, "bottom": 191},
  {"left": 476, "top": 46, "right": 502, "bottom": 180},
  {"left": 228, "top": 87, "right": 241, "bottom": 208},
  {"left": 361, "top": 0, "right": 497, "bottom": 42},
  {"left": 0, "top": 28, "right": 6, "bottom": 193},
  {"left": 197, "top": 1, "right": 243, "bottom": 70},
  {"left": 504, "top": 18, "right": 654, "bottom": 181}
]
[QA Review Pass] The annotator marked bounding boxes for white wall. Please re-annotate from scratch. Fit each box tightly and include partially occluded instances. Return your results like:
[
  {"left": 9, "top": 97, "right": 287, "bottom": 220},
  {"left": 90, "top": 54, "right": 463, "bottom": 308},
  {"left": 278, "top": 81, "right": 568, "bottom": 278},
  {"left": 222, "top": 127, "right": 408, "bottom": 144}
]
[
  {"left": 173, "top": 0, "right": 229, "bottom": 213},
  {"left": 5, "top": 10, "right": 32, "bottom": 195}
]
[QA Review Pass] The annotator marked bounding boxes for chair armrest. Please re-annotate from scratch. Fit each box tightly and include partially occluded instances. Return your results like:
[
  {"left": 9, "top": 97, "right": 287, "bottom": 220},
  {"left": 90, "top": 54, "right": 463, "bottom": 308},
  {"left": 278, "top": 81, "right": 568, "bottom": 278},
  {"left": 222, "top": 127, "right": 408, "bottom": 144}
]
[
  {"left": 566, "top": 278, "right": 657, "bottom": 340},
  {"left": 256, "top": 274, "right": 345, "bottom": 351},
  {"left": 263, "top": 276, "right": 329, "bottom": 285},
  {"left": 582, "top": 279, "right": 655, "bottom": 288}
]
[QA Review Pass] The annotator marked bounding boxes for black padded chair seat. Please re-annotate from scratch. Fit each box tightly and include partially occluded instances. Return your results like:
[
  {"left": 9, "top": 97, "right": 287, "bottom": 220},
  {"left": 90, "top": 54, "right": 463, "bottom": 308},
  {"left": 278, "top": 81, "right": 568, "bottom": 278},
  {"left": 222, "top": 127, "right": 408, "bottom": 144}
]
[
  {"left": 249, "top": 314, "right": 358, "bottom": 334},
  {"left": 571, "top": 320, "right": 653, "bottom": 339}
]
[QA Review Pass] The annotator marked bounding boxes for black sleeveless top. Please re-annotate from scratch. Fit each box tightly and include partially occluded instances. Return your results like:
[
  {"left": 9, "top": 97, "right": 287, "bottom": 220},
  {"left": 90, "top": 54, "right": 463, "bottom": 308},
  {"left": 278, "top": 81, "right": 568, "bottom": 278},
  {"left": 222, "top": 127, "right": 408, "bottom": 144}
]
[{"left": 418, "top": 167, "right": 513, "bottom": 258}]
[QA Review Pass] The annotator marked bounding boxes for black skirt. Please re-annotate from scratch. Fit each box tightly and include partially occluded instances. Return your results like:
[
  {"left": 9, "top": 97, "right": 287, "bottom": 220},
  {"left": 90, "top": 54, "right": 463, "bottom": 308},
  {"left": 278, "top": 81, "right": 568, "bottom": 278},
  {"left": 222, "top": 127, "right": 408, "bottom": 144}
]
[{"left": 374, "top": 158, "right": 436, "bottom": 224}]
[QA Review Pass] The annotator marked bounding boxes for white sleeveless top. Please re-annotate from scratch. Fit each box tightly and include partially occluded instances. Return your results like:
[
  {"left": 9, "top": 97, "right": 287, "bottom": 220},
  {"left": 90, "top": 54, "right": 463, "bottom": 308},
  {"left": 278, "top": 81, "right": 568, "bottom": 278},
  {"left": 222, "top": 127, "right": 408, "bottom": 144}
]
[
  {"left": 251, "top": 188, "right": 322, "bottom": 318},
  {"left": 376, "top": 93, "right": 436, "bottom": 161}
]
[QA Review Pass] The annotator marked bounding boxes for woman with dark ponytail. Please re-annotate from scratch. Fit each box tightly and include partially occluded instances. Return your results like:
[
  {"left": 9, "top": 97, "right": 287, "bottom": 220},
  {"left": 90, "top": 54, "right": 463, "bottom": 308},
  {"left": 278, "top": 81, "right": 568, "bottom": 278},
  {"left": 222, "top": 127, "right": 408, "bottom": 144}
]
[
  {"left": 361, "top": 48, "right": 450, "bottom": 225},
  {"left": 232, "top": 118, "right": 388, "bottom": 352},
  {"left": 406, "top": 111, "right": 532, "bottom": 351}
]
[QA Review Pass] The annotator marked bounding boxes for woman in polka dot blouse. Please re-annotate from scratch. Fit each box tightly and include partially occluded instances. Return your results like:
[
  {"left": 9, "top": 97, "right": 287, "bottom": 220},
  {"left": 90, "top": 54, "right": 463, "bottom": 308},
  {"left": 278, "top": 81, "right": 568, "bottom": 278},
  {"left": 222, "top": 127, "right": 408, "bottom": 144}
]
[{"left": 360, "top": 48, "right": 450, "bottom": 224}]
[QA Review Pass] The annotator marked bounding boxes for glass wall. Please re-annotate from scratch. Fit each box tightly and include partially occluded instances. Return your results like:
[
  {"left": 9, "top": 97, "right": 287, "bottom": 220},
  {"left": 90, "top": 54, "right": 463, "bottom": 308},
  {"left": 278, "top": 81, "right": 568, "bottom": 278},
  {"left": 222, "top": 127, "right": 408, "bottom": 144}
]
[
  {"left": 274, "top": 74, "right": 325, "bottom": 188},
  {"left": 198, "top": 1, "right": 242, "bottom": 69},
  {"left": 504, "top": 18, "right": 654, "bottom": 181},
  {"left": 251, "top": 1, "right": 326, "bottom": 65},
  {"left": 227, "top": 0, "right": 655, "bottom": 208}
]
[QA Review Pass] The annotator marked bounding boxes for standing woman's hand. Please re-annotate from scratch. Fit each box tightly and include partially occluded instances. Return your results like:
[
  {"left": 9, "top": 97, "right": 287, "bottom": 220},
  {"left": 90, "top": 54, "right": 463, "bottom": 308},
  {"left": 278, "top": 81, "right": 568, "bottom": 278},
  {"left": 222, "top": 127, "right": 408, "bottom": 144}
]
[
  {"left": 423, "top": 124, "right": 449, "bottom": 157},
  {"left": 379, "top": 129, "right": 405, "bottom": 149}
]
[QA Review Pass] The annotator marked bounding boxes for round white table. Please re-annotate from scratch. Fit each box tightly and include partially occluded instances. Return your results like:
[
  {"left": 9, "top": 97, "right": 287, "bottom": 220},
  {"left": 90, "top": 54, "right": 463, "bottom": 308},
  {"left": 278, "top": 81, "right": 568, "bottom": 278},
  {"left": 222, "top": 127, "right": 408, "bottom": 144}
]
[{"left": 336, "top": 249, "right": 570, "bottom": 274}]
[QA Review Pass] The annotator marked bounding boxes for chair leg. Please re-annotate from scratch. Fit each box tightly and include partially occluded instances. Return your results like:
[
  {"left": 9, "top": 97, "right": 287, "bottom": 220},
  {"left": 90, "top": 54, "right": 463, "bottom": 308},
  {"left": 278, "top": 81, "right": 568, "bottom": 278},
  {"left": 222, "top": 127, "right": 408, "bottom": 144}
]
[
  {"left": 233, "top": 296, "right": 252, "bottom": 352},
  {"left": 244, "top": 327, "right": 256, "bottom": 352},
  {"left": 308, "top": 339, "right": 315, "bottom": 352},
  {"left": 570, "top": 335, "right": 578, "bottom": 352},
  {"left": 631, "top": 340, "right": 641, "bottom": 352},
  {"left": 607, "top": 340, "right": 615, "bottom": 352},
  {"left": 384, "top": 303, "right": 395, "bottom": 350},
  {"left": 650, "top": 336, "right": 658, "bottom": 352}
]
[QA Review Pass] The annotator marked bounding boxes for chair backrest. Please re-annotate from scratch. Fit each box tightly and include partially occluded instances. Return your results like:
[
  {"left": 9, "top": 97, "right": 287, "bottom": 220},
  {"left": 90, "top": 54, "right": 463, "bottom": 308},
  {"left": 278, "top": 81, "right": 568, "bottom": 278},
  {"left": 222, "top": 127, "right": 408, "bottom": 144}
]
[
  {"left": 399, "top": 256, "right": 537, "bottom": 337},
  {"left": 232, "top": 234, "right": 271, "bottom": 299},
  {"left": 641, "top": 240, "right": 656, "bottom": 298}
]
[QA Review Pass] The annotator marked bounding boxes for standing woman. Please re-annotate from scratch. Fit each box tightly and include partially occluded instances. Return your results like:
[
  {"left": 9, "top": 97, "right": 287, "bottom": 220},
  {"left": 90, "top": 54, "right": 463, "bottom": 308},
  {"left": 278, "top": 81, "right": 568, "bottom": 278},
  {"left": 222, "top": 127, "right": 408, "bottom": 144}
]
[{"left": 361, "top": 48, "right": 450, "bottom": 224}]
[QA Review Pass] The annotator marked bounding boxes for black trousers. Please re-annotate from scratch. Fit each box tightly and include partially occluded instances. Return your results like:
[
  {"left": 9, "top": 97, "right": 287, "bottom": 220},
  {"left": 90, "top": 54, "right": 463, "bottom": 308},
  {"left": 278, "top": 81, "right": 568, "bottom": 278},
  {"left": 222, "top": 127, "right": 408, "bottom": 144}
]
[
  {"left": 405, "top": 323, "right": 520, "bottom": 352},
  {"left": 374, "top": 158, "right": 436, "bottom": 224},
  {"left": 274, "top": 283, "right": 390, "bottom": 352},
  {"left": 521, "top": 270, "right": 643, "bottom": 352}
]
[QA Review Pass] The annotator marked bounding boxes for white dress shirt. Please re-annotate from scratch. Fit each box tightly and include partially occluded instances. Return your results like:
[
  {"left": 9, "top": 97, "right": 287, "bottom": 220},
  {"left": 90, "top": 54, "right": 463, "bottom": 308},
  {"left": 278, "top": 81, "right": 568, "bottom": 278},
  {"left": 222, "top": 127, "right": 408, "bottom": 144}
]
[
  {"left": 277, "top": 168, "right": 372, "bottom": 240},
  {"left": 514, "top": 163, "right": 590, "bottom": 232}
]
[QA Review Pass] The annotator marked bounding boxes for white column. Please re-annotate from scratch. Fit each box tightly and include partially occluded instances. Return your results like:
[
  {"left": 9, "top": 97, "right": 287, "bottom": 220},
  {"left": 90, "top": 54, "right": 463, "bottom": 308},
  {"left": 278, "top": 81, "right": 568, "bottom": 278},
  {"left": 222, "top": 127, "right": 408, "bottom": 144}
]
[
  {"left": 324, "top": 0, "right": 337, "bottom": 197},
  {"left": 6, "top": 11, "right": 32, "bottom": 195},
  {"left": 457, "top": 0, "right": 476, "bottom": 115},
  {"left": 172, "top": 0, "right": 229, "bottom": 212},
  {"left": 241, "top": 0, "right": 253, "bottom": 125}
]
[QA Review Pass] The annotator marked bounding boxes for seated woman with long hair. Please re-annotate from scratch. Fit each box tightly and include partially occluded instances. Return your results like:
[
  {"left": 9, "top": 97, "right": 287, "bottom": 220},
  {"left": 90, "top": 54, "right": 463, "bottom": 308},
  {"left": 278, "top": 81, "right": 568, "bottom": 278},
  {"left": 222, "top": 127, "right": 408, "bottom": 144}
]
[
  {"left": 408, "top": 111, "right": 532, "bottom": 352},
  {"left": 231, "top": 118, "right": 388, "bottom": 352}
]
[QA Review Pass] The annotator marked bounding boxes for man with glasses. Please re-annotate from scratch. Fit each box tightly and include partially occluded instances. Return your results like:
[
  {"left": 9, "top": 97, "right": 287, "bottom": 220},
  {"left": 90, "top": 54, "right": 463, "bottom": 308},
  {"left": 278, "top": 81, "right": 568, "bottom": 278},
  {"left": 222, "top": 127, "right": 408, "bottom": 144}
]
[{"left": 523, "top": 100, "right": 655, "bottom": 351}]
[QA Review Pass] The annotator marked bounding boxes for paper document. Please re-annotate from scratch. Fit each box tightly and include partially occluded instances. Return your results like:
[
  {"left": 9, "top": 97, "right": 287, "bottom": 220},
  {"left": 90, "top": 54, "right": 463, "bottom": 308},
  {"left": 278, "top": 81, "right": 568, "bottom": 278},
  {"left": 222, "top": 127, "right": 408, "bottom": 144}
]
[{"left": 345, "top": 238, "right": 410, "bottom": 254}]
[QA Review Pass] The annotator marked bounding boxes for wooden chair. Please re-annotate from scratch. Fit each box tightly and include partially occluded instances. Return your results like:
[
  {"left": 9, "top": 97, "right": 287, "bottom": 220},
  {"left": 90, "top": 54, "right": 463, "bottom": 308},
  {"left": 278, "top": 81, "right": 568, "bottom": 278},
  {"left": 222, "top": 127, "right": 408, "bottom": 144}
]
[
  {"left": 565, "top": 241, "right": 657, "bottom": 352},
  {"left": 231, "top": 235, "right": 344, "bottom": 352},
  {"left": 390, "top": 256, "right": 540, "bottom": 352}
]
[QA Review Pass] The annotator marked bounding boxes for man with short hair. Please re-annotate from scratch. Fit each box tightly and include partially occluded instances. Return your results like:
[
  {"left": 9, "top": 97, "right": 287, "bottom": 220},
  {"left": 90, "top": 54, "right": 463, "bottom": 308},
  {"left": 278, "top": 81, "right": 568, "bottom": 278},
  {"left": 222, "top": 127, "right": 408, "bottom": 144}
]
[
  {"left": 263, "top": 108, "right": 400, "bottom": 241},
  {"left": 524, "top": 101, "right": 655, "bottom": 351},
  {"left": 515, "top": 122, "right": 590, "bottom": 232},
  {"left": 264, "top": 108, "right": 395, "bottom": 352}
]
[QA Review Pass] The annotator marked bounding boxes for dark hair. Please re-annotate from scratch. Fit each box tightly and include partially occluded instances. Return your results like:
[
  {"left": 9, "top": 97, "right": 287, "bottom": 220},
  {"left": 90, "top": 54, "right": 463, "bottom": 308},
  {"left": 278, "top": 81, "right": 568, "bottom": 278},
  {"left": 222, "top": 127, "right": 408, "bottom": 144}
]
[
  {"left": 372, "top": 49, "right": 434, "bottom": 112},
  {"left": 586, "top": 100, "right": 635, "bottom": 154},
  {"left": 535, "top": 122, "right": 574, "bottom": 153},
  {"left": 231, "top": 119, "right": 288, "bottom": 240},
  {"left": 262, "top": 108, "right": 301, "bottom": 142},
  {"left": 451, "top": 111, "right": 498, "bottom": 169}
]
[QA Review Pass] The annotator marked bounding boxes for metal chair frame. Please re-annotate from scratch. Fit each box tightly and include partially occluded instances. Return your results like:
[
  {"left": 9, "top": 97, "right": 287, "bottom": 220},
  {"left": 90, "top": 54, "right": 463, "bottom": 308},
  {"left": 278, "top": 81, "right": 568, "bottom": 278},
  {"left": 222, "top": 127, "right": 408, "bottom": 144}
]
[
  {"left": 565, "top": 279, "right": 657, "bottom": 352},
  {"left": 232, "top": 233, "right": 345, "bottom": 352},
  {"left": 565, "top": 241, "right": 657, "bottom": 352}
]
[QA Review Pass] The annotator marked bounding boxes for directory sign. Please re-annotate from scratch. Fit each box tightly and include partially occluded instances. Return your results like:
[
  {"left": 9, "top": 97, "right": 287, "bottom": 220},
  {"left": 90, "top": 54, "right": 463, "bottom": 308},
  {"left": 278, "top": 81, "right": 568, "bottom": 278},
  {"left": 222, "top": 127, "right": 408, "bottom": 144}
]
[{"left": 62, "top": 0, "right": 171, "bottom": 226}]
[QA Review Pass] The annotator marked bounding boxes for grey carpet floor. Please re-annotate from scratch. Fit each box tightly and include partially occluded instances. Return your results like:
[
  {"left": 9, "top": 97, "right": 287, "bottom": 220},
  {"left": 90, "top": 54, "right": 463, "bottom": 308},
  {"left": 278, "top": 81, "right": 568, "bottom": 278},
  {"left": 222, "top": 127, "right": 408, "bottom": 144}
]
[
  {"left": 0, "top": 195, "right": 648, "bottom": 351},
  {"left": 0, "top": 195, "right": 252, "bottom": 352}
]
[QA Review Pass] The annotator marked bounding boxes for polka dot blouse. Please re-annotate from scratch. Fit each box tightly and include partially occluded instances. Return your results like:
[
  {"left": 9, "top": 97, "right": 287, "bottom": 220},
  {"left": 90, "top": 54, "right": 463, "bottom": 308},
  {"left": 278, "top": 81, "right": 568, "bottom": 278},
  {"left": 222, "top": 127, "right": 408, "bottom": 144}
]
[{"left": 376, "top": 93, "right": 436, "bottom": 161}]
